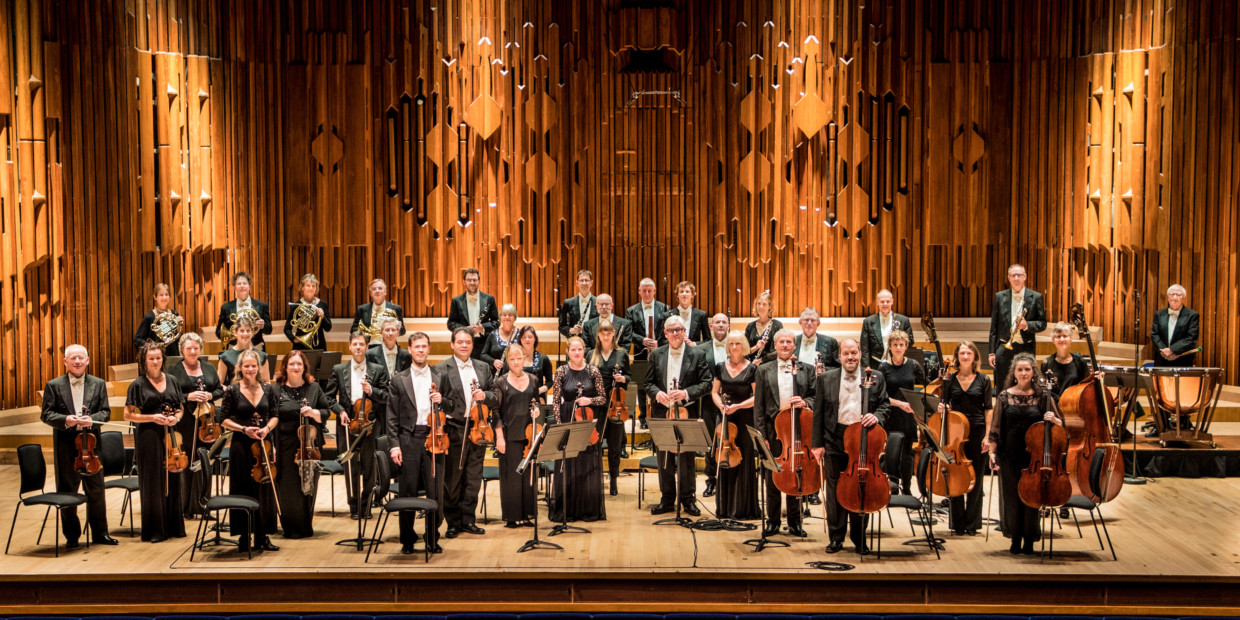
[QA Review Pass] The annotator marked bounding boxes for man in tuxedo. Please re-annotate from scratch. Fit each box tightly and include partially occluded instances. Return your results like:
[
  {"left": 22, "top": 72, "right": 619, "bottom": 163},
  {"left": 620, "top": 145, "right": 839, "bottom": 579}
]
[
  {"left": 387, "top": 331, "right": 445, "bottom": 554},
  {"left": 1151, "top": 284, "right": 1199, "bottom": 367},
  {"left": 558, "top": 269, "right": 599, "bottom": 340},
  {"left": 583, "top": 294, "right": 632, "bottom": 351},
  {"left": 699, "top": 313, "right": 732, "bottom": 497},
  {"left": 642, "top": 316, "right": 713, "bottom": 515},
  {"left": 859, "top": 290, "right": 914, "bottom": 369},
  {"left": 810, "top": 338, "right": 890, "bottom": 554},
  {"left": 988, "top": 264, "right": 1047, "bottom": 391},
  {"left": 753, "top": 330, "right": 817, "bottom": 537},
  {"left": 324, "top": 332, "right": 390, "bottom": 519},
  {"left": 626, "top": 278, "right": 671, "bottom": 429},
  {"left": 795, "top": 307, "right": 841, "bottom": 374},
  {"left": 39, "top": 345, "right": 118, "bottom": 548},
  {"left": 673, "top": 281, "right": 710, "bottom": 346},
  {"left": 447, "top": 268, "right": 499, "bottom": 360},
  {"left": 432, "top": 328, "right": 498, "bottom": 537},
  {"left": 351, "top": 279, "right": 406, "bottom": 348},
  {"left": 215, "top": 272, "right": 274, "bottom": 349}
]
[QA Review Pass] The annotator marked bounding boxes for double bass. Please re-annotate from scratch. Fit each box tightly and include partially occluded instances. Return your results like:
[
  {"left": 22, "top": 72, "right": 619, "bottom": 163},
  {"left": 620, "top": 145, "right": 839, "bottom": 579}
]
[
  {"left": 73, "top": 406, "right": 103, "bottom": 477},
  {"left": 1017, "top": 381, "right": 1072, "bottom": 509},
  {"left": 920, "top": 313, "right": 975, "bottom": 498},
  {"left": 837, "top": 369, "right": 890, "bottom": 514},
  {"left": 1057, "top": 303, "right": 1125, "bottom": 503},
  {"left": 772, "top": 358, "right": 821, "bottom": 496}
]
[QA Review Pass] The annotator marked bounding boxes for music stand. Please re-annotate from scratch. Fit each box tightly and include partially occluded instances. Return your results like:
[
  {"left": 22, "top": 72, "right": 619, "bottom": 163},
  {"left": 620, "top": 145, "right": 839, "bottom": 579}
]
[
  {"left": 1105, "top": 369, "right": 1151, "bottom": 485},
  {"left": 742, "top": 425, "right": 791, "bottom": 552},
  {"left": 902, "top": 389, "right": 959, "bottom": 524},
  {"left": 515, "top": 422, "right": 560, "bottom": 552},
  {"left": 541, "top": 420, "right": 597, "bottom": 537},
  {"left": 647, "top": 418, "right": 712, "bottom": 528}
]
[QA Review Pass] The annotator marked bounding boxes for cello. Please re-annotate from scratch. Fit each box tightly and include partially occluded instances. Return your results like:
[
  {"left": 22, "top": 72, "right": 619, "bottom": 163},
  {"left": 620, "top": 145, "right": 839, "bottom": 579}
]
[
  {"left": 837, "top": 368, "right": 890, "bottom": 514},
  {"left": 1056, "top": 303, "right": 1125, "bottom": 503},
  {"left": 73, "top": 406, "right": 103, "bottom": 477},
  {"left": 772, "top": 358, "right": 822, "bottom": 497},
  {"left": 1017, "top": 380, "right": 1072, "bottom": 510},
  {"left": 920, "top": 314, "right": 975, "bottom": 499},
  {"left": 713, "top": 394, "right": 742, "bottom": 470}
]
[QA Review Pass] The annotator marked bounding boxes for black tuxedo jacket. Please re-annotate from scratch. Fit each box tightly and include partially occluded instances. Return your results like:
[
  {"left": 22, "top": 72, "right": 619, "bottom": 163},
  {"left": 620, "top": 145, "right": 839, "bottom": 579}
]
[
  {"left": 624, "top": 300, "right": 672, "bottom": 361},
  {"left": 447, "top": 292, "right": 499, "bottom": 335},
  {"left": 1151, "top": 307, "right": 1200, "bottom": 365},
  {"left": 284, "top": 299, "right": 332, "bottom": 350},
  {"left": 989, "top": 289, "right": 1048, "bottom": 352},
  {"left": 366, "top": 345, "right": 412, "bottom": 377},
  {"left": 859, "top": 313, "right": 914, "bottom": 369},
  {"left": 324, "top": 360, "right": 390, "bottom": 422},
  {"left": 41, "top": 374, "right": 111, "bottom": 462},
  {"left": 215, "top": 299, "right": 274, "bottom": 346},
  {"left": 794, "top": 333, "right": 841, "bottom": 370},
  {"left": 386, "top": 366, "right": 446, "bottom": 439},
  {"left": 558, "top": 295, "right": 600, "bottom": 338},
  {"left": 669, "top": 306, "right": 711, "bottom": 345},
  {"left": 582, "top": 315, "right": 634, "bottom": 350},
  {"left": 351, "top": 302, "right": 406, "bottom": 344},
  {"left": 432, "top": 357, "right": 498, "bottom": 425},
  {"left": 809, "top": 368, "right": 891, "bottom": 456},
  {"left": 752, "top": 360, "right": 816, "bottom": 439},
  {"left": 640, "top": 345, "right": 713, "bottom": 418}
]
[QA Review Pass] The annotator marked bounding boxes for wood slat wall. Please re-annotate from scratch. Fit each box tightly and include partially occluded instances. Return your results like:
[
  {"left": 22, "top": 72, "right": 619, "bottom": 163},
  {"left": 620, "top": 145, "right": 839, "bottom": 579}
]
[{"left": 0, "top": 0, "right": 1236, "bottom": 408}]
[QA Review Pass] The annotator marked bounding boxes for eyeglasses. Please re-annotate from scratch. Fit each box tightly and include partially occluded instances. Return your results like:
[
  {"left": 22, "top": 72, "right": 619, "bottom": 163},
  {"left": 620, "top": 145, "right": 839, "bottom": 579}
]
[{"left": 665, "top": 328, "right": 686, "bottom": 334}]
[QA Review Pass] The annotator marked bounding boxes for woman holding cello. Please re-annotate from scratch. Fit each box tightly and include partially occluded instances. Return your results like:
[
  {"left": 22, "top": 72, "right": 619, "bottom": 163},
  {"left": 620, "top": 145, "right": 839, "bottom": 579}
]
[
  {"left": 166, "top": 332, "right": 224, "bottom": 517},
  {"left": 123, "top": 341, "right": 187, "bottom": 543},
  {"left": 710, "top": 330, "right": 761, "bottom": 520},
  {"left": 489, "top": 344, "right": 540, "bottom": 528},
  {"left": 550, "top": 337, "right": 608, "bottom": 522},
  {"left": 218, "top": 349, "right": 280, "bottom": 552},
  {"left": 936, "top": 341, "right": 993, "bottom": 536},
  {"left": 879, "top": 330, "right": 926, "bottom": 496},
  {"left": 272, "top": 350, "right": 333, "bottom": 539},
  {"left": 988, "top": 353, "right": 1062, "bottom": 554},
  {"left": 586, "top": 320, "right": 630, "bottom": 496}
]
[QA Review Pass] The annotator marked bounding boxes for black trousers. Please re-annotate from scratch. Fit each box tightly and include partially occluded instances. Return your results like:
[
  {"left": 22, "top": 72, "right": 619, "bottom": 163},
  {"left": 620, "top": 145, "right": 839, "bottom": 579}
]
[
  {"left": 53, "top": 445, "right": 108, "bottom": 543},
  {"left": 603, "top": 418, "right": 625, "bottom": 480},
  {"left": 763, "top": 469, "right": 802, "bottom": 529},
  {"left": 657, "top": 449, "right": 697, "bottom": 508},
  {"left": 442, "top": 424, "right": 484, "bottom": 528},
  {"left": 631, "top": 361, "right": 651, "bottom": 423},
  {"left": 824, "top": 451, "right": 868, "bottom": 548},
  {"left": 397, "top": 427, "right": 441, "bottom": 546},
  {"left": 701, "top": 404, "right": 719, "bottom": 483},
  {"left": 337, "top": 418, "right": 378, "bottom": 517}
]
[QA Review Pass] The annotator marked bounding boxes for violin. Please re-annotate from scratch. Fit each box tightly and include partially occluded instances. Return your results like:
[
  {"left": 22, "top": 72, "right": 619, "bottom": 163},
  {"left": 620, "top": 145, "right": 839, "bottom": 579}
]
[
  {"left": 251, "top": 436, "right": 277, "bottom": 483},
  {"left": 73, "top": 406, "right": 102, "bottom": 477},
  {"left": 607, "top": 369, "right": 630, "bottom": 423},
  {"left": 467, "top": 378, "right": 496, "bottom": 445},
  {"left": 1057, "top": 302, "right": 1124, "bottom": 503},
  {"left": 163, "top": 406, "right": 189, "bottom": 474},
  {"left": 713, "top": 394, "right": 741, "bottom": 470},
  {"left": 350, "top": 372, "right": 374, "bottom": 434},
  {"left": 668, "top": 378, "right": 688, "bottom": 420},
  {"left": 772, "top": 358, "right": 822, "bottom": 496},
  {"left": 295, "top": 397, "right": 321, "bottom": 464},
  {"left": 195, "top": 378, "right": 221, "bottom": 443},
  {"left": 1017, "top": 382, "right": 1072, "bottom": 509},
  {"left": 425, "top": 383, "right": 450, "bottom": 455},
  {"left": 570, "top": 380, "right": 600, "bottom": 445},
  {"left": 524, "top": 399, "right": 540, "bottom": 459},
  {"left": 837, "top": 369, "right": 890, "bottom": 514}
]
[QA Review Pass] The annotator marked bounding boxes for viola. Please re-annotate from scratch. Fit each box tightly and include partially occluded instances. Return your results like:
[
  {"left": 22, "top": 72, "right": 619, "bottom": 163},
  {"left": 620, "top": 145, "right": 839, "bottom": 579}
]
[
  {"left": 350, "top": 372, "right": 373, "bottom": 434},
  {"left": 713, "top": 394, "right": 741, "bottom": 470},
  {"left": 1057, "top": 302, "right": 1124, "bottom": 503},
  {"left": 251, "top": 436, "right": 277, "bottom": 483},
  {"left": 195, "top": 378, "right": 222, "bottom": 443},
  {"left": 524, "top": 399, "right": 540, "bottom": 460},
  {"left": 570, "top": 380, "right": 600, "bottom": 445},
  {"left": 73, "top": 405, "right": 102, "bottom": 477},
  {"left": 295, "top": 397, "right": 321, "bottom": 464},
  {"left": 425, "top": 383, "right": 450, "bottom": 455},
  {"left": 772, "top": 358, "right": 822, "bottom": 496},
  {"left": 837, "top": 369, "right": 890, "bottom": 514},
  {"left": 1017, "top": 387, "right": 1072, "bottom": 509},
  {"left": 467, "top": 378, "right": 496, "bottom": 445},
  {"left": 607, "top": 369, "right": 630, "bottom": 423}
]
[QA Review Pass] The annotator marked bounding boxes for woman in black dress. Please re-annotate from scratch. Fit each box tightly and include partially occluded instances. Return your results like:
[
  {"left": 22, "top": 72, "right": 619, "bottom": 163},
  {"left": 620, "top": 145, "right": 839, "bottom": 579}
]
[
  {"left": 880, "top": 329, "right": 927, "bottom": 495},
  {"left": 490, "top": 344, "right": 540, "bottom": 528},
  {"left": 218, "top": 349, "right": 280, "bottom": 552},
  {"left": 123, "top": 342, "right": 186, "bottom": 542},
  {"left": 285, "top": 273, "right": 332, "bottom": 351},
  {"left": 217, "top": 317, "right": 270, "bottom": 385},
  {"left": 166, "top": 332, "right": 224, "bottom": 516},
  {"left": 513, "top": 324, "right": 554, "bottom": 397},
  {"left": 937, "top": 340, "right": 992, "bottom": 535},
  {"left": 133, "top": 283, "right": 182, "bottom": 356},
  {"left": 745, "top": 291, "right": 782, "bottom": 364},
  {"left": 586, "top": 320, "right": 631, "bottom": 496},
  {"left": 711, "top": 330, "right": 761, "bottom": 520},
  {"left": 481, "top": 304, "right": 521, "bottom": 372},
  {"left": 988, "top": 353, "right": 1062, "bottom": 554},
  {"left": 550, "top": 337, "right": 607, "bottom": 522},
  {"left": 272, "top": 350, "right": 333, "bottom": 539},
  {"left": 1041, "top": 322, "right": 1094, "bottom": 400}
]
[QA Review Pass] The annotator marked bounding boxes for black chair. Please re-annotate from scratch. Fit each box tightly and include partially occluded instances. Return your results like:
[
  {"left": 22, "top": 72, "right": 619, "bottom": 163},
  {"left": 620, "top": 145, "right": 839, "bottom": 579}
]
[
  {"left": 480, "top": 465, "right": 500, "bottom": 523},
  {"left": 189, "top": 447, "right": 259, "bottom": 561},
  {"left": 885, "top": 442, "right": 942, "bottom": 559},
  {"left": 1061, "top": 447, "right": 1118, "bottom": 560},
  {"left": 635, "top": 455, "right": 658, "bottom": 508},
  {"left": 366, "top": 449, "right": 437, "bottom": 563},
  {"left": 5, "top": 444, "right": 87, "bottom": 557},
  {"left": 99, "top": 431, "right": 139, "bottom": 537}
]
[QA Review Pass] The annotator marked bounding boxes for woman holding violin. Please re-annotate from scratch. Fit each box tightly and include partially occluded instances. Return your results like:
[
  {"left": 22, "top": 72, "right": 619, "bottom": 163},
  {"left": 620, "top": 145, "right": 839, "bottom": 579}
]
[
  {"left": 586, "top": 320, "right": 631, "bottom": 497},
  {"left": 710, "top": 330, "right": 761, "bottom": 520},
  {"left": 218, "top": 349, "right": 280, "bottom": 552},
  {"left": 880, "top": 330, "right": 926, "bottom": 495},
  {"left": 123, "top": 341, "right": 187, "bottom": 543},
  {"left": 988, "top": 353, "right": 1062, "bottom": 554},
  {"left": 936, "top": 341, "right": 993, "bottom": 536},
  {"left": 272, "top": 350, "right": 333, "bottom": 539},
  {"left": 550, "top": 337, "right": 608, "bottom": 522},
  {"left": 513, "top": 325, "right": 555, "bottom": 396},
  {"left": 165, "top": 332, "right": 224, "bottom": 517},
  {"left": 488, "top": 344, "right": 540, "bottom": 527}
]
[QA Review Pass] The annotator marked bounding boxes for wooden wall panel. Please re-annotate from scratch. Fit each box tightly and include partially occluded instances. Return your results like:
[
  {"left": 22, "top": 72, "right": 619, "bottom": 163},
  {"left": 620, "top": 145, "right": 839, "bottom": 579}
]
[{"left": 0, "top": 0, "right": 1237, "bottom": 407}]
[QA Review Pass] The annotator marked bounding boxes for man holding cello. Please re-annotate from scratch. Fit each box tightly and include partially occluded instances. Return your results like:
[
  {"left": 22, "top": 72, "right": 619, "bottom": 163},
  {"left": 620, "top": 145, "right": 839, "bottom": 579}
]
[{"left": 753, "top": 330, "right": 816, "bottom": 538}]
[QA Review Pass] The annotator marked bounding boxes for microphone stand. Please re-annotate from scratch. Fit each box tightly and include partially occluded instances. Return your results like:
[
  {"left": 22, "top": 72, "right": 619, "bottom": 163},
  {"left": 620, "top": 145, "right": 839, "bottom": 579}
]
[{"left": 1126, "top": 290, "right": 1149, "bottom": 485}]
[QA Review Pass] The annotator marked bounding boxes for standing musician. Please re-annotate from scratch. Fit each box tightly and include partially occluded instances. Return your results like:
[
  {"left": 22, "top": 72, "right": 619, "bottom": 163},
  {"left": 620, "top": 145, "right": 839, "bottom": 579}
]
[
  {"left": 387, "top": 332, "right": 445, "bottom": 554},
  {"left": 586, "top": 320, "right": 631, "bottom": 496},
  {"left": 753, "top": 330, "right": 816, "bottom": 537},
  {"left": 673, "top": 281, "right": 710, "bottom": 346},
  {"left": 215, "top": 272, "right": 273, "bottom": 350},
  {"left": 166, "top": 333, "right": 224, "bottom": 516},
  {"left": 133, "top": 283, "right": 183, "bottom": 357},
  {"left": 938, "top": 341, "right": 993, "bottom": 536},
  {"left": 988, "top": 264, "right": 1047, "bottom": 396},
  {"left": 488, "top": 344, "right": 541, "bottom": 527},
  {"left": 1042, "top": 322, "right": 1098, "bottom": 400},
  {"left": 351, "top": 279, "right": 406, "bottom": 348},
  {"left": 1151, "top": 284, "right": 1199, "bottom": 367},
  {"left": 795, "top": 307, "right": 841, "bottom": 373},
  {"left": 447, "top": 268, "right": 500, "bottom": 360},
  {"left": 880, "top": 330, "right": 926, "bottom": 496},
  {"left": 558, "top": 269, "right": 600, "bottom": 339},
  {"left": 216, "top": 318, "right": 270, "bottom": 385},
  {"left": 217, "top": 349, "right": 280, "bottom": 552},
  {"left": 39, "top": 345, "right": 118, "bottom": 548},
  {"left": 501, "top": 325, "right": 555, "bottom": 396},
  {"left": 860, "top": 289, "right": 914, "bottom": 369},
  {"left": 699, "top": 314, "right": 733, "bottom": 498},
  {"left": 625, "top": 278, "right": 671, "bottom": 429},
  {"left": 583, "top": 294, "right": 632, "bottom": 351},
  {"left": 710, "top": 330, "right": 761, "bottom": 520},
  {"left": 324, "top": 332, "right": 390, "bottom": 520},
  {"left": 809, "top": 338, "right": 890, "bottom": 555},
  {"left": 746, "top": 291, "right": 783, "bottom": 364},
  {"left": 433, "top": 328, "right": 499, "bottom": 538},
  {"left": 643, "top": 315, "right": 713, "bottom": 516},
  {"left": 366, "top": 318, "right": 412, "bottom": 424},
  {"left": 285, "top": 273, "right": 332, "bottom": 351},
  {"left": 550, "top": 337, "right": 608, "bottom": 522},
  {"left": 123, "top": 342, "right": 186, "bottom": 543},
  {"left": 480, "top": 304, "right": 521, "bottom": 371},
  {"left": 272, "top": 350, "right": 334, "bottom": 539}
]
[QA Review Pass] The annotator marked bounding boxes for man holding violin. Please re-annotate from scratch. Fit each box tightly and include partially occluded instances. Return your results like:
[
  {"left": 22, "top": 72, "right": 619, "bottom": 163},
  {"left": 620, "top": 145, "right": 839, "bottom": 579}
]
[
  {"left": 643, "top": 315, "right": 713, "bottom": 516},
  {"left": 433, "top": 328, "right": 499, "bottom": 538},
  {"left": 325, "top": 332, "right": 390, "bottom": 520},
  {"left": 810, "top": 338, "right": 890, "bottom": 554},
  {"left": 388, "top": 332, "right": 446, "bottom": 554},
  {"left": 39, "top": 345, "right": 118, "bottom": 548},
  {"left": 753, "top": 330, "right": 816, "bottom": 537}
]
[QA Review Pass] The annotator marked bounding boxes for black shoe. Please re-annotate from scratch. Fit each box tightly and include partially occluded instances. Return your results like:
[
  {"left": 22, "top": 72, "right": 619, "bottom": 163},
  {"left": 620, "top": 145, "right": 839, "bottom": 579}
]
[
  {"left": 640, "top": 418, "right": 649, "bottom": 429},
  {"left": 460, "top": 524, "right": 485, "bottom": 535},
  {"left": 65, "top": 540, "right": 80, "bottom": 549},
  {"left": 444, "top": 527, "right": 461, "bottom": 539},
  {"left": 762, "top": 524, "right": 780, "bottom": 537},
  {"left": 149, "top": 537, "right": 165, "bottom": 544},
  {"left": 1021, "top": 540, "right": 1035, "bottom": 555},
  {"left": 350, "top": 514, "right": 361, "bottom": 520},
  {"left": 93, "top": 535, "right": 119, "bottom": 546},
  {"left": 682, "top": 504, "right": 701, "bottom": 517},
  {"left": 1009, "top": 537, "right": 1022, "bottom": 555},
  {"left": 619, "top": 450, "right": 629, "bottom": 459},
  {"left": 505, "top": 521, "right": 519, "bottom": 529},
  {"left": 788, "top": 525, "right": 807, "bottom": 538},
  {"left": 855, "top": 544, "right": 869, "bottom": 556},
  {"left": 519, "top": 520, "right": 535, "bottom": 528},
  {"left": 610, "top": 478, "right": 619, "bottom": 496},
  {"left": 965, "top": 529, "right": 978, "bottom": 536},
  {"left": 702, "top": 480, "right": 717, "bottom": 498},
  {"left": 806, "top": 494, "right": 821, "bottom": 505},
  {"left": 801, "top": 505, "right": 812, "bottom": 517},
  {"left": 427, "top": 542, "right": 444, "bottom": 554},
  {"left": 401, "top": 544, "right": 415, "bottom": 555},
  {"left": 650, "top": 503, "right": 674, "bottom": 515},
  {"left": 826, "top": 540, "right": 844, "bottom": 553},
  {"left": 1058, "top": 507, "right": 1070, "bottom": 519},
  {"left": 260, "top": 540, "right": 279, "bottom": 552}
]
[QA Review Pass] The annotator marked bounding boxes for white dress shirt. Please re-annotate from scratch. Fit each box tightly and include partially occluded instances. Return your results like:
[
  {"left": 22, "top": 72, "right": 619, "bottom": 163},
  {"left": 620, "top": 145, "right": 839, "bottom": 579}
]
[
  {"left": 237, "top": 298, "right": 252, "bottom": 312},
  {"left": 777, "top": 359, "right": 796, "bottom": 409},
  {"left": 711, "top": 338, "right": 728, "bottom": 364},
  {"left": 578, "top": 295, "right": 592, "bottom": 317},
  {"left": 466, "top": 293, "right": 480, "bottom": 325},
  {"left": 1167, "top": 309, "right": 1180, "bottom": 344},
  {"left": 798, "top": 335, "right": 818, "bottom": 364},
  {"left": 69, "top": 374, "right": 86, "bottom": 415},
  {"left": 410, "top": 364, "right": 433, "bottom": 425},
  {"left": 1010, "top": 290, "right": 1025, "bottom": 345},
  {"left": 666, "top": 346, "right": 685, "bottom": 396},
  {"left": 838, "top": 369, "right": 863, "bottom": 425},
  {"left": 454, "top": 356, "right": 481, "bottom": 402},
  {"left": 879, "top": 312, "right": 894, "bottom": 353},
  {"left": 643, "top": 303, "right": 655, "bottom": 335},
  {"left": 382, "top": 344, "right": 399, "bottom": 377},
  {"left": 350, "top": 360, "right": 367, "bottom": 403},
  {"left": 679, "top": 306, "right": 693, "bottom": 334}
]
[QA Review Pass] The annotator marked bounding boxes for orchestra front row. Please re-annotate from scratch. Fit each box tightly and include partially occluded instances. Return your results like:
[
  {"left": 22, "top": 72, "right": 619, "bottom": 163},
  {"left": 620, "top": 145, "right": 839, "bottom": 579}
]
[{"left": 32, "top": 265, "right": 1201, "bottom": 558}]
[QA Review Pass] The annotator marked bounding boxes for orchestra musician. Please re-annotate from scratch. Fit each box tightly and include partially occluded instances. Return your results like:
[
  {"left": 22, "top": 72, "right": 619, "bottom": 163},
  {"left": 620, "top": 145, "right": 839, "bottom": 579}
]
[
  {"left": 1041, "top": 322, "right": 1096, "bottom": 400},
  {"left": 480, "top": 304, "right": 521, "bottom": 371},
  {"left": 387, "top": 332, "right": 445, "bottom": 554},
  {"left": 860, "top": 289, "right": 914, "bottom": 370},
  {"left": 285, "top": 273, "right": 332, "bottom": 351},
  {"left": 673, "top": 281, "right": 710, "bottom": 346},
  {"left": 351, "top": 279, "right": 406, "bottom": 348},
  {"left": 626, "top": 278, "right": 671, "bottom": 429},
  {"left": 586, "top": 320, "right": 631, "bottom": 496},
  {"left": 215, "top": 272, "right": 273, "bottom": 350},
  {"left": 879, "top": 330, "right": 926, "bottom": 496},
  {"left": 123, "top": 341, "right": 186, "bottom": 543},
  {"left": 699, "top": 314, "right": 733, "bottom": 498},
  {"left": 39, "top": 345, "right": 117, "bottom": 548},
  {"left": 558, "top": 269, "right": 599, "bottom": 340},
  {"left": 643, "top": 315, "right": 713, "bottom": 516},
  {"left": 550, "top": 337, "right": 608, "bottom": 522},
  {"left": 216, "top": 317, "right": 270, "bottom": 385},
  {"left": 272, "top": 350, "right": 334, "bottom": 539},
  {"left": 988, "top": 264, "right": 1047, "bottom": 397},
  {"left": 489, "top": 344, "right": 540, "bottom": 527},
  {"left": 165, "top": 332, "right": 224, "bottom": 516},
  {"left": 447, "top": 268, "right": 500, "bottom": 360},
  {"left": 711, "top": 329, "right": 761, "bottom": 520},
  {"left": 746, "top": 291, "right": 782, "bottom": 364},
  {"left": 795, "top": 307, "right": 841, "bottom": 374},
  {"left": 583, "top": 294, "right": 632, "bottom": 352},
  {"left": 217, "top": 349, "right": 280, "bottom": 552},
  {"left": 433, "top": 328, "right": 499, "bottom": 538},
  {"left": 365, "top": 318, "right": 410, "bottom": 432},
  {"left": 508, "top": 325, "right": 555, "bottom": 397},
  {"left": 133, "top": 283, "right": 182, "bottom": 357},
  {"left": 324, "top": 332, "right": 390, "bottom": 520},
  {"left": 1151, "top": 284, "right": 1199, "bottom": 367},
  {"left": 810, "top": 338, "right": 890, "bottom": 555},
  {"left": 753, "top": 330, "right": 816, "bottom": 536},
  {"left": 938, "top": 341, "right": 993, "bottom": 536}
]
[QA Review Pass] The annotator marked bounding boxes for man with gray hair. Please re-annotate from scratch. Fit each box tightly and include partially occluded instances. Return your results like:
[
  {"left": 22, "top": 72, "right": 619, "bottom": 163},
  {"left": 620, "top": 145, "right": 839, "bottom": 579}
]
[
  {"left": 795, "top": 307, "right": 840, "bottom": 374},
  {"left": 583, "top": 293, "right": 632, "bottom": 351},
  {"left": 859, "top": 290, "right": 913, "bottom": 370},
  {"left": 40, "top": 345, "right": 118, "bottom": 548},
  {"left": 643, "top": 315, "right": 713, "bottom": 515},
  {"left": 1152, "top": 284, "right": 1199, "bottom": 367}
]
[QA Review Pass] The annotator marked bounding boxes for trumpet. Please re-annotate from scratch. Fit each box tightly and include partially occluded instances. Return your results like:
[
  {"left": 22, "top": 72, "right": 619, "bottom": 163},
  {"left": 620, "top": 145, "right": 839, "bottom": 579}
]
[
  {"left": 1004, "top": 305, "right": 1029, "bottom": 350},
  {"left": 289, "top": 301, "right": 324, "bottom": 348},
  {"left": 218, "top": 306, "right": 260, "bottom": 346},
  {"left": 151, "top": 309, "right": 185, "bottom": 346}
]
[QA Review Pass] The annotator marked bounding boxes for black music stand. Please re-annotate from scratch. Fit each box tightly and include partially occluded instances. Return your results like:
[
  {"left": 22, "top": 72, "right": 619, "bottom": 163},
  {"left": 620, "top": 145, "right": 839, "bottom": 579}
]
[
  {"left": 1105, "top": 369, "right": 1152, "bottom": 484},
  {"left": 647, "top": 418, "right": 712, "bottom": 528},
  {"left": 902, "top": 389, "right": 961, "bottom": 524},
  {"left": 742, "top": 425, "right": 791, "bottom": 552},
  {"left": 542, "top": 420, "right": 597, "bottom": 537},
  {"left": 336, "top": 474, "right": 382, "bottom": 550},
  {"left": 515, "top": 423, "right": 561, "bottom": 552}
]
